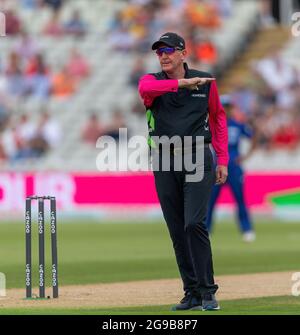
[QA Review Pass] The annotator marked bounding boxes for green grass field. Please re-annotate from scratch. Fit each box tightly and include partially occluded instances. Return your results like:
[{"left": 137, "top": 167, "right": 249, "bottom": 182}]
[
  {"left": 1, "top": 296, "right": 299, "bottom": 315},
  {"left": 1, "top": 220, "right": 300, "bottom": 314}
]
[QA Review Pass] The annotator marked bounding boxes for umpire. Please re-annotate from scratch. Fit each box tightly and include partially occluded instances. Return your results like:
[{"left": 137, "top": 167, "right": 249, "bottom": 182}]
[{"left": 138, "top": 32, "right": 229, "bottom": 311}]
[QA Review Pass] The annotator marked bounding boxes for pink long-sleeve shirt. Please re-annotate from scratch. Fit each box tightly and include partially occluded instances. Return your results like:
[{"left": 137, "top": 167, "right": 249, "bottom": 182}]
[{"left": 138, "top": 74, "right": 229, "bottom": 166}]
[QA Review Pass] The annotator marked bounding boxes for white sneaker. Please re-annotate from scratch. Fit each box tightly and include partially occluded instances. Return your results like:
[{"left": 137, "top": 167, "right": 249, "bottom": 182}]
[{"left": 242, "top": 231, "right": 256, "bottom": 243}]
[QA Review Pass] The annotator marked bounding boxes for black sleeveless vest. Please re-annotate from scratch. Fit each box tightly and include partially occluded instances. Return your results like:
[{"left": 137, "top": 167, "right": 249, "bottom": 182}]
[{"left": 146, "top": 63, "right": 212, "bottom": 148}]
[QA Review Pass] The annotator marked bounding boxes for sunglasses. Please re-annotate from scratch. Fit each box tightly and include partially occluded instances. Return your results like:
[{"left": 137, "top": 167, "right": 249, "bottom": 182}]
[{"left": 155, "top": 47, "right": 182, "bottom": 56}]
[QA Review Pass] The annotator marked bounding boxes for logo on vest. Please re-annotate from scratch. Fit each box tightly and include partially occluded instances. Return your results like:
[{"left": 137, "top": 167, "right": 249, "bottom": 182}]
[{"left": 191, "top": 93, "right": 206, "bottom": 98}]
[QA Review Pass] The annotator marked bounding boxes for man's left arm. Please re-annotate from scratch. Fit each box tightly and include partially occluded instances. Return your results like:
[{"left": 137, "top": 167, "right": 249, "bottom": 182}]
[{"left": 208, "top": 80, "right": 229, "bottom": 184}]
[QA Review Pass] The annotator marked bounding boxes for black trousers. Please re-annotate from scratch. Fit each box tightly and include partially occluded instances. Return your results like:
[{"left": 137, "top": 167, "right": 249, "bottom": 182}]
[{"left": 153, "top": 146, "right": 218, "bottom": 295}]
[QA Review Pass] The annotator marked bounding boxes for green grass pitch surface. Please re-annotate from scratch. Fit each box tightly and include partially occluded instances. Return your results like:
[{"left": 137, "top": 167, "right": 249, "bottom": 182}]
[{"left": 1, "top": 220, "right": 300, "bottom": 314}]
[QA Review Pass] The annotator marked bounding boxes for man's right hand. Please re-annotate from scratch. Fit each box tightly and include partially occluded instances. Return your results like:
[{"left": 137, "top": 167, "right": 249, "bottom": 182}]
[{"left": 178, "top": 77, "right": 215, "bottom": 90}]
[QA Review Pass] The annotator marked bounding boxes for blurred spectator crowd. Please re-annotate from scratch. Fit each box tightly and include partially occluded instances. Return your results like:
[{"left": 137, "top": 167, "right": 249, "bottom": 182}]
[
  {"left": 81, "top": 109, "right": 127, "bottom": 145},
  {"left": 2, "top": 0, "right": 88, "bottom": 37},
  {"left": 0, "top": 0, "right": 91, "bottom": 164},
  {"left": 0, "top": 44, "right": 90, "bottom": 101},
  {"left": 108, "top": 0, "right": 234, "bottom": 71},
  {"left": 0, "top": 111, "right": 61, "bottom": 163},
  {"left": 226, "top": 49, "right": 300, "bottom": 151}
]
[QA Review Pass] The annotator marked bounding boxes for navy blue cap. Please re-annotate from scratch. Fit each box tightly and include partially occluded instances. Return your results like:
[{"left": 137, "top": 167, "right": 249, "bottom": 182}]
[{"left": 152, "top": 32, "right": 185, "bottom": 50}]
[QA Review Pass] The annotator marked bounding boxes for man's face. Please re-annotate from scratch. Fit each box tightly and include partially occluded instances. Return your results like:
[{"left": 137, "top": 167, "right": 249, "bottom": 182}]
[{"left": 156, "top": 44, "right": 186, "bottom": 72}]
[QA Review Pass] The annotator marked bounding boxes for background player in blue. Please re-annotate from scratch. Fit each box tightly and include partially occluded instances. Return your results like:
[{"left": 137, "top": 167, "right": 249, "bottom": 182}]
[{"left": 206, "top": 95, "right": 257, "bottom": 242}]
